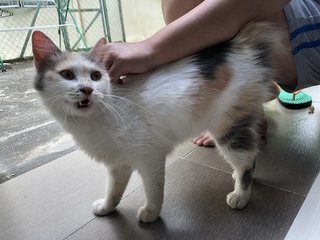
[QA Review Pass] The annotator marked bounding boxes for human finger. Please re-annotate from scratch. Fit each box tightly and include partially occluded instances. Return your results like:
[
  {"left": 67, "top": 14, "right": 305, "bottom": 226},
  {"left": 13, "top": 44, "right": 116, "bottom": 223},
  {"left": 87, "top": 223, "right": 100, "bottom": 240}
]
[
  {"left": 108, "top": 64, "right": 122, "bottom": 83},
  {"left": 103, "top": 54, "right": 113, "bottom": 71}
]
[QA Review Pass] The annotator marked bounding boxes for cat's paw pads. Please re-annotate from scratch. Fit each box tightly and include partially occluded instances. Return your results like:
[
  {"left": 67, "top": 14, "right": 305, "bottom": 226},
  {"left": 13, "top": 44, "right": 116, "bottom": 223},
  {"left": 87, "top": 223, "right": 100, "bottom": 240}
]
[
  {"left": 137, "top": 206, "right": 160, "bottom": 223},
  {"left": 92, "top": 199, "right": 115, "bottom": 216},
  {"left": 226, "top": 192, "right": 249, "bottom": 209}
]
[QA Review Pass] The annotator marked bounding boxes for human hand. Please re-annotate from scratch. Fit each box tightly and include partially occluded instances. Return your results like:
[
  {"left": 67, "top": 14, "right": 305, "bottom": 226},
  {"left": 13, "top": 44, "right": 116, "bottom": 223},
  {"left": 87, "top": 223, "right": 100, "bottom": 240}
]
[{"left": 103, "top": 41, "right": 155, "bottom": 82}]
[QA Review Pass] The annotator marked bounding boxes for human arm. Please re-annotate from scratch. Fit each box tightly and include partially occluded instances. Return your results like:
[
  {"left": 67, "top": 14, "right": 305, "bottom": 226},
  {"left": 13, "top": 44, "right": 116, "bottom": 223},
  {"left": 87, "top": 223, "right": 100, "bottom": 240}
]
[{"left": 105, "top": 0, "right": 291, "bottom": 81}]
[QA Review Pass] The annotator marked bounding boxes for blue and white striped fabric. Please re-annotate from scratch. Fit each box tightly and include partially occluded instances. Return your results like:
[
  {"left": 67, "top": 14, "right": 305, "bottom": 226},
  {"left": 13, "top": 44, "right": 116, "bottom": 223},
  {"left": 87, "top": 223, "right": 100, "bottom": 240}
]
[{"left": 284, "top": 0, "right": 320, "bottom": 89}]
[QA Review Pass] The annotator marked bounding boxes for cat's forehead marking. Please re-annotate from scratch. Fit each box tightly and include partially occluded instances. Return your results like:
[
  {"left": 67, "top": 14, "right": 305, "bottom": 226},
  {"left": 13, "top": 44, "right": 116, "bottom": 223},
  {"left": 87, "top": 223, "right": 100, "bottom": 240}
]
[{"left": 55, "top": 54, "right": 99, "bottom": 73}]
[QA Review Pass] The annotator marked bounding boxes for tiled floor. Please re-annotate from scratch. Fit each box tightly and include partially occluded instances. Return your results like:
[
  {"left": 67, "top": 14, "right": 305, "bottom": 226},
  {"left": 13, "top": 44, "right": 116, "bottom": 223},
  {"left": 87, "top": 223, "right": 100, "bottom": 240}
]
[{"left": 1, "top": 87, "right": 319, "bottom": 240}]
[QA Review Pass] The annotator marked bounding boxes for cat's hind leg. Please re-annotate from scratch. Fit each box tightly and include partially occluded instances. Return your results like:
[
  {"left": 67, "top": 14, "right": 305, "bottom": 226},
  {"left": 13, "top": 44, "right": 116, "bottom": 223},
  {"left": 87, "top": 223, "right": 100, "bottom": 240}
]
[
  {"left": 92, "top": 165, "right": 132, "bottom": 216},
  {"left": 227, "top": 159, "right": 255, "bottom": 209},
  {"left": 214, "top": 114, "right": 261, "bottom": 209}
]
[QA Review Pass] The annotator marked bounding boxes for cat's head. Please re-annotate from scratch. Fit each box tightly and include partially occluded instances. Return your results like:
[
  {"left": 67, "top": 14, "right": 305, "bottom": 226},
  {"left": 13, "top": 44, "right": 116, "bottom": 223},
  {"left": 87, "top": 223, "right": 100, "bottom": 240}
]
[{"left": 32, "top": 31, "right": 110, "bottom": 117}]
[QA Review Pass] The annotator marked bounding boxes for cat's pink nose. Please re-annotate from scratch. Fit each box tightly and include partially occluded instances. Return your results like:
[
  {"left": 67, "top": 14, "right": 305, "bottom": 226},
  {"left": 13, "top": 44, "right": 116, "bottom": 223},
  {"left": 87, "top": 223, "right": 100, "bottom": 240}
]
[{"left": 80, "top": 87, "right": 93, "bottom": 95}]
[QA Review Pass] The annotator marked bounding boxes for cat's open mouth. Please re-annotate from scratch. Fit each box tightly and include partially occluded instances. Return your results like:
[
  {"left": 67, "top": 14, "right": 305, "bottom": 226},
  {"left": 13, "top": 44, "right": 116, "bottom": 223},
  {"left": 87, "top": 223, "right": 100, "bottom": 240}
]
[{"left": 77, "top": 99, "right": 91, "bottom": 108}]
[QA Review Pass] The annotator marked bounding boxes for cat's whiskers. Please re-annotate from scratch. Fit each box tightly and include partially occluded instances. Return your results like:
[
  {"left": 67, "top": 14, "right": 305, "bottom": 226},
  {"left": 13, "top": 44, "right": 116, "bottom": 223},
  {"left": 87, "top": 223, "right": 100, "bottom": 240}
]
[
  {"left": 103, "top": 94, "right": 155, "bottom": 119},
  {"left": 42, "top": 87, "right": 76, "bottom": 103},
  {"left": 63, "top": 101, "right": 73, "bottom": 129},
  {"left": 111, "top": 87, "right": 143, "bottom": 97},
  {"left": 42, "top": 93, "right": 66, "bottom": 103},
  {"left": 68, "top": 100, "right": 76, "bottom": 122},
  {"left": 108, "top": 87, "right": 188, "bottom": 115},
  {"left": 100, "top": 95, "right": 139, "bottom": 121},
  {"left": 47, "top": 96, "right": 65, "bottom": 113},
  {"left": 100, "top": 99, "right": 128, "bottom": 119},
  {"left": 92, "top": 93, "right": 123, "bottom": 123},
  {"left": 45, "top": 90, "right": 74, "bottom": 114},
  {"left": 98, "top": 100, "right": 127, "bottom": 128}
]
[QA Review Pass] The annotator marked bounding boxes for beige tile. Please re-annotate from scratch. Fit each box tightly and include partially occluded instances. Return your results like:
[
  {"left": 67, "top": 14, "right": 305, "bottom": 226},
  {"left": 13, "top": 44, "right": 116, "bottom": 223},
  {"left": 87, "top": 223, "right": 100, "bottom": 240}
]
[{"left": 66, "top": 160, "right": 304, "bottom": 240}]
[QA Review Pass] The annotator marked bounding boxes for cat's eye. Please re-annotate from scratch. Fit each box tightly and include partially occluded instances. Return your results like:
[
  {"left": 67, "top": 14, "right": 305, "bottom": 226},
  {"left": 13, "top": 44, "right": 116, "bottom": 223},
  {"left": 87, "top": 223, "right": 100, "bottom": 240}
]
[
  {"left": 90, "top": 71, "right": 102, "bottom": 81},
  {"left": 60, "top": 70, "right": 75, "bottom": 80}
]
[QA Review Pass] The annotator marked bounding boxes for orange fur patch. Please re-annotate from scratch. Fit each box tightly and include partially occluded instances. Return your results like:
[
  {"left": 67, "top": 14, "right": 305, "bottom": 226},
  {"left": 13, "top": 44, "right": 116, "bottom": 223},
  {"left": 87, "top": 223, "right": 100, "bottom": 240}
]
[{"left": 191, "top": 64, "right": 233, "bottom": 121}]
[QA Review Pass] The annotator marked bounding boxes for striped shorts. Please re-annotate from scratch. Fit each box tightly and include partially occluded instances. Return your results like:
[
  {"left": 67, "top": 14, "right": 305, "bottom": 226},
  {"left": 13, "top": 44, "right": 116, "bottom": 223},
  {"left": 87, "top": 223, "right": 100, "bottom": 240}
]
[{"left": 284, "top": 0, "right": 320, "bottom": 90}]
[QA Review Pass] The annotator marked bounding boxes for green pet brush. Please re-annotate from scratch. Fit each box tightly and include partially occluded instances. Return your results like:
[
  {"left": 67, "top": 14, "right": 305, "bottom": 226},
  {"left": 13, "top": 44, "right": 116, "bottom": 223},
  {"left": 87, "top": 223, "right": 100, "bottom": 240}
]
[{"left": 278, "top": 90, "right": 312, "bottom": 109}]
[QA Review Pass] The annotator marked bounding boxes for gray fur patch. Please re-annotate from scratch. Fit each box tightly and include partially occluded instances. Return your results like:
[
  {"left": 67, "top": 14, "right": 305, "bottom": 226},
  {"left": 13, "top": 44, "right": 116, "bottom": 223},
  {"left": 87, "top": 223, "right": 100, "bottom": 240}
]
[
  {"left": 33, "top": 52, "right": 69, "bottom": 91},
  {"left": 241, "top": 168, "right": 253, "bottom": 190},
  {"left": 34, "top": 73, "right": 45, "bottom": 91},
  {"left": 217, "top": 115, "right": 258, "bottom": 151}
]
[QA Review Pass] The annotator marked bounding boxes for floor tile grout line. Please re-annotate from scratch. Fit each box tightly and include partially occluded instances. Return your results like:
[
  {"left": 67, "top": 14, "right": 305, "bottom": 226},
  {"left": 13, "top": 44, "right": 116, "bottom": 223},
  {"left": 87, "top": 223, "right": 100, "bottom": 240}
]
[
  {"left": 166, "top": 146, "right": 198, "bottom": 170},
  {"left": 61, "top": 146, "right": 198, "bottom": 239},
  {"left": 179, "top": 146, "right": 198, "bottom": 159},
  {"left": 122, "top": 185, "right": 143, "bottom": 201},
  {"left": 186, "top": 158, "right": 233, "bottom": 175},
  {"left": 62, "top": 217, "right": 96, "bottom": 240},
  {"left": 61, "top": 146, "right": 307, "bottom": 240},
  {"left": 254, "top": 180, "right": 306, "bottom": 198},
  {"left": 61, "top": 185, "right": 145, "bottom": 240},
  {"left": 61, "top": 144, "right": 307, "bottom": 239},
  {"left": 187, "top": 159, "right": 307, "bottom": 198},
  {"left": 119, "top": 146, "right": 199, "bottom": 201},
  {"left": 123, "top": 146, "right": 198, "bottom": 201}
]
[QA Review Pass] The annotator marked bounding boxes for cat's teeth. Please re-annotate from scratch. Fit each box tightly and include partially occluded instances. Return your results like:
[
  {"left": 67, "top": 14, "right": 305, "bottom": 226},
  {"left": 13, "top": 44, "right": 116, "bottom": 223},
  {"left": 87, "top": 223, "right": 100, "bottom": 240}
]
[{"left": 77, "top": 99, "right": 91, "bottom": 108}]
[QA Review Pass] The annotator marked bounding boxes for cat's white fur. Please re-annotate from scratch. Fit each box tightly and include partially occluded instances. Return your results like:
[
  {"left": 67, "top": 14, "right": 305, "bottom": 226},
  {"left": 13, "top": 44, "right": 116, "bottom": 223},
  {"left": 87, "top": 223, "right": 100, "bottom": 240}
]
[{"left": 33, "top": 22, "right": 281, "bottom": 223}]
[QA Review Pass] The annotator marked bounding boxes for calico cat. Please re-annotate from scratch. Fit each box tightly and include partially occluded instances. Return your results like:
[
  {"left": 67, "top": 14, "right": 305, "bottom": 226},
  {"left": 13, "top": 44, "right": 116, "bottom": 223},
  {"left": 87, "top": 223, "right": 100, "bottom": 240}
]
[{"left": 32, "top": 22, "right": 281, "bottom": 223}]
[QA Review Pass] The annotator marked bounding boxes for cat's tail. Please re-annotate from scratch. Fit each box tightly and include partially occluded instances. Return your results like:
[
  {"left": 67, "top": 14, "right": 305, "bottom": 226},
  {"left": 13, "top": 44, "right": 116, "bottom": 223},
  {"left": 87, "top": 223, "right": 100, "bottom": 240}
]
[
  {"left": 232, "top": 21, "right": 284, "bottom": 57},
  {"left": 231, "top": 21, "right": 284, "bottom": 102}
]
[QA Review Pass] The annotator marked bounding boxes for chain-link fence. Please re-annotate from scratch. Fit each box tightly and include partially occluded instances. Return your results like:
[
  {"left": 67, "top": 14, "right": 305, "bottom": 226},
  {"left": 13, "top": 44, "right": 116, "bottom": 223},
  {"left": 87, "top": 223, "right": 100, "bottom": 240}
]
[{"left": 0, "top": 0, "right": 125, "bottom": 70}]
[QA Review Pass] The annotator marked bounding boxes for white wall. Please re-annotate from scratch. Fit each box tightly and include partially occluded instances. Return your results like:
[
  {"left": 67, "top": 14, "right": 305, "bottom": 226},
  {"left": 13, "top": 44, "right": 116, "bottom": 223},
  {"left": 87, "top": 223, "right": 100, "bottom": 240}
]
[{"left": 121, "top": 0, "right": 164, "bottom": 41}]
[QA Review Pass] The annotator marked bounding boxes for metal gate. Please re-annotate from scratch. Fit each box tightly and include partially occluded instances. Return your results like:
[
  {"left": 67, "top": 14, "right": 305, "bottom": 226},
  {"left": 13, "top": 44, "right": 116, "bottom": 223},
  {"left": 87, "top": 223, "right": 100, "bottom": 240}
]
[{"left": 0, "top": 0, "right": 125, "bottom": 70}]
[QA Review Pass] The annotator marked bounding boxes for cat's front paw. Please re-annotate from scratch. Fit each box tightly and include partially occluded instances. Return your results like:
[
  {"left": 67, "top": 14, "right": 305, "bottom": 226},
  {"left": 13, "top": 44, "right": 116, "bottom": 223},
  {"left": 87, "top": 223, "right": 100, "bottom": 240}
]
[
  {"left": 226, "top": 191, "right": 250, "bottom": 209},
  {"left": 92, "top": 199, "right": 115, "bottom": 216},
  {"left": 232, "top": 171, "right": 237, "bottom": 181},
  {"left": 137, "top": 206, "right": 160, "bottom": 223}
]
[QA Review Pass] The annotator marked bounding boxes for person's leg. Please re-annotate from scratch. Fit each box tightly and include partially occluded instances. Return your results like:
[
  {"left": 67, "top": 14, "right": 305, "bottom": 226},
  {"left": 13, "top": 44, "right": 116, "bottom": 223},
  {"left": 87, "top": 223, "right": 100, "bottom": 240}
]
[{"left": 282, "top": 0, "right": 320, "bottom": 90}]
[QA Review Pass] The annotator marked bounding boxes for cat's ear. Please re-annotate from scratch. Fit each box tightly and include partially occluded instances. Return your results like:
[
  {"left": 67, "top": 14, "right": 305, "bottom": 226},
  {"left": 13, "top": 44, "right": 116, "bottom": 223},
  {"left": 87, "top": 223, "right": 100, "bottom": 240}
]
[
  {"left": 32, "top": 31, "right": 61, "bottom": 71},
  {"left": 90, "top": 38, "right": 107, "bottom": 63}
]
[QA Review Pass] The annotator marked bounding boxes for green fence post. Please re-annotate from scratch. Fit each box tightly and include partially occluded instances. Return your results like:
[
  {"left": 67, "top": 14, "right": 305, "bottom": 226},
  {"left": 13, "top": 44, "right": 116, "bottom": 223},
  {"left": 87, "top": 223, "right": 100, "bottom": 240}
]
[
  {"left": 19, "top": 3, "right": 41, "bottom": 58},
  {"left": 0, "top": 56, "right": 4, "bottom": 71},
  {"left": 56, "top": 0, "right": 71, "bottom": 50},
  {"left": 99, "top": 0, "right": 111, "bottom": 42},
  {"left": 117, "top": 0, "right": 126, "bottom": 42}
]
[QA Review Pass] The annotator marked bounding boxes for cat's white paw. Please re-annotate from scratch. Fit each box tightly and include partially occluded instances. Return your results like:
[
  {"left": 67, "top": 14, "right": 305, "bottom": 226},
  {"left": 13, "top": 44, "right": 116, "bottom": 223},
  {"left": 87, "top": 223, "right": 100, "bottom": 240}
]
[
  {"left": 92, "top": 199, "right": 115, "bottom": 216},
  {"left": 232, "top": 172, "right": 237, "bottom": 181},
  {"left": 137, "top": 206, "right": 160, "bottom": 223},
  {"left": 226, "top": 191, "right": 249, "bottom": 209}
]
